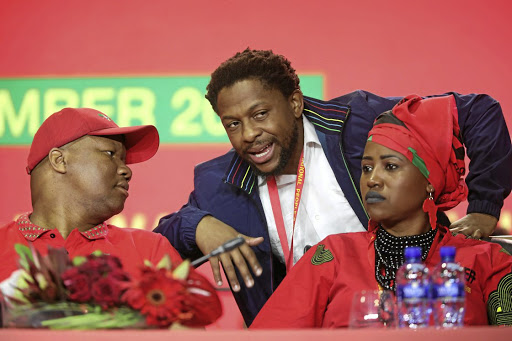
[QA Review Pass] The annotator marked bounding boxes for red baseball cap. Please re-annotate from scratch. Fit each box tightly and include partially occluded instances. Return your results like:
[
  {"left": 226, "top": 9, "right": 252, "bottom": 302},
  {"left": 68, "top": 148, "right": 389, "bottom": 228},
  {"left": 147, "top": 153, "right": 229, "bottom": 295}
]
[{"left": 26, "top": 107, "right": 159, "bottom": 174}]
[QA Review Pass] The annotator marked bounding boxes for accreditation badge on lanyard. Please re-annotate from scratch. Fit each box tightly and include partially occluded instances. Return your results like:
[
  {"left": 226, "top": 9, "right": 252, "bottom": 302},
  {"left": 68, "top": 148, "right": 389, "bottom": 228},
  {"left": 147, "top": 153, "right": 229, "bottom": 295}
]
[{"left": 267, "top": 151, "right": 305, "bottom": 272}]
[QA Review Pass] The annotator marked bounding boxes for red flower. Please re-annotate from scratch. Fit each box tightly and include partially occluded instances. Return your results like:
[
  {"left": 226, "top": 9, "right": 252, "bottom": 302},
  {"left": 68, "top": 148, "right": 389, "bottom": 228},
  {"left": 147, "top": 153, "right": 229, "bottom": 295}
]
[
  {"left": 91, "top": 276, "right": 124, "bottom": 309},
  {"left": 78, "top": 254, "right": 123, "bottom": 278},
  {"left": 78, "top": 258, "right": 104, "bottom": 282},
  {"left": 181, "top": 270, "right": 222, "bottom": 327},
  {"left": 12, "top": 244, "right": 222, "bottom": 329},
  {"left": 109, "top": 268, "right": 131, "bottom": 282},
  {"left": 101, "top": 254, "right": 123, "bottom": 270},
  {"left": 123, "top": 268, "right": 191, "bottom": 327},
  {"left": 61, "top": 254, "right": 130, "bottom": 306},
  {"left": 62, "top": 268, "right": 92, "bottom": 302}
]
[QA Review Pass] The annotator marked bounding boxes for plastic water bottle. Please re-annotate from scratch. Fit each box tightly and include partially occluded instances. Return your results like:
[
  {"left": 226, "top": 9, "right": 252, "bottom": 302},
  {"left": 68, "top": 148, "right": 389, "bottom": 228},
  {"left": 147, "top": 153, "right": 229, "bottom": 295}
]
[
  {"left": 431, "top": 246, "right": 465, "bottom": 328},
  {"left": 396, "top": 246, "right": 430, "bottom": 328}
]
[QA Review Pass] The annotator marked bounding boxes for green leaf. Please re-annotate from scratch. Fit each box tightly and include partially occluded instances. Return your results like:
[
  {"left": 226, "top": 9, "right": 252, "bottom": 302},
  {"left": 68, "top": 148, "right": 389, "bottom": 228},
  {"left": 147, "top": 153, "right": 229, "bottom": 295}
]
[
  {"left": 35, "top": 273, "right": 48, "bottom": 290},
  {"left": 72, "top": 256, "right": 87, "bottom": 266},
  {"left": 12, "top": 270, "right": 31, "bottom": 303},
  {"left": 91, "top": 250, "right": 103, "bottom": 257},
  {"left": 38, "top": 305, "right": 145, "bottom": 330},
  {"left": 14, "top": 244, "right": 33, "bottom": 270},
  {"left": 156, "top": 254, "right": 171, "bottom": 270},
  {"left": 173, "top": 260, "right": 190, "bottom": 280}
]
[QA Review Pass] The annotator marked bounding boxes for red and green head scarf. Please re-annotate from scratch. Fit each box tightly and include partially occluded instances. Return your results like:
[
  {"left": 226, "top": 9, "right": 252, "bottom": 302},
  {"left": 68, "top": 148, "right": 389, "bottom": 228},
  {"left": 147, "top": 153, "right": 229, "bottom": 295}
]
[{"left": 367, "top": 94, "right": 468, "bottom": 229}]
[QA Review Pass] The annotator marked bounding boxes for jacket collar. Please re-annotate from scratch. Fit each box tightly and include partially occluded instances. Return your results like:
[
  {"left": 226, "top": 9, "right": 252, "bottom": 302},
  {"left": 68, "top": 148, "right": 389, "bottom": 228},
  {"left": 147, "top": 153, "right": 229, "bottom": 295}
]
[
  {"left": 16, "top": 212, "right": 109, "bottom": 241},
  {"left": 223, "top": 96, "right": 350, "bottom": 194},
  {"left": 302, "top": 96, "right": 349, "bottom": 134}
]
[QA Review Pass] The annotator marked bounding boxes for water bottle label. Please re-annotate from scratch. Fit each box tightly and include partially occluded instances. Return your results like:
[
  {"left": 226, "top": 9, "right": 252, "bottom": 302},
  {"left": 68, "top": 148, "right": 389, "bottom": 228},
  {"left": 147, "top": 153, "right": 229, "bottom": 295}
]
[
  {"left": 398, "top": 283, "right": 427, "bottom": 299},
  {"left": 433, "top": 282, "right": 464, "bottom": 298}
]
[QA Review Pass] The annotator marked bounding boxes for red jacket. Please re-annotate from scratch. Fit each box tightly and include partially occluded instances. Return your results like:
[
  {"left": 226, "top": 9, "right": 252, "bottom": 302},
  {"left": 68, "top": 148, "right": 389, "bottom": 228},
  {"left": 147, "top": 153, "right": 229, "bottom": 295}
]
[
  {"left": 251, "top": 226, "right": 512, "bottom": 328},
  {"left": 0, "top": 213, "right": 183, "bottom": 282}
]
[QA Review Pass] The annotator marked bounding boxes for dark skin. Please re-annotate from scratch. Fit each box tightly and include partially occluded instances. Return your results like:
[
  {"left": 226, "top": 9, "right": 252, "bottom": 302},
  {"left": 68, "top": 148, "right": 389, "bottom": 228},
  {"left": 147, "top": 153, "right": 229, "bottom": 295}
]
[
  {"left": 196, "top": 79, "right": 304, "bottom": 291},
  {"left": 361, "top": 141, "right": 434, "bottom": 235},
  {"left": 30, "top": 135, "right": 132, "bottom": 239},
  {"left": 220, "top": 79, "right": 304, "bottom": 176},
  {"left": 360, "top": 142, "right": 498, "bottom": 238},
  {"left": 450, "top": 213, "right": 497, "bottom": 239},
  {"left": 200, "top": 79, "right": 496, "bottom": 291}
]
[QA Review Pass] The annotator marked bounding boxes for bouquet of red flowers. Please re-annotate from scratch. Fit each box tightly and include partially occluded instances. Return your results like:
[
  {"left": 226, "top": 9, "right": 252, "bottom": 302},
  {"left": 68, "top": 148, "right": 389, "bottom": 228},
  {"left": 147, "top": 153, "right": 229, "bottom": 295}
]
[{"left": 1, "top": 244, "right": 222, "bottom": 329}]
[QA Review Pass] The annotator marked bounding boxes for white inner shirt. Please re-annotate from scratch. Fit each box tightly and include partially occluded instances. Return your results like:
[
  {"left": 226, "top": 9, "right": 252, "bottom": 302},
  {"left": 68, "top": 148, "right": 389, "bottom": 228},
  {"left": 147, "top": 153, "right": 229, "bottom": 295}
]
[{"left": 258, "top": 115, "right": 365, "bottom": 265}]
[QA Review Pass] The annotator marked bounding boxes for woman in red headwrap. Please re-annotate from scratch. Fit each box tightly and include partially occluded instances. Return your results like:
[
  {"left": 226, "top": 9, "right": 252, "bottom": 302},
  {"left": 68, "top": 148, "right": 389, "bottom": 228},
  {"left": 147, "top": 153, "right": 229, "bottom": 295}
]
[{"left": 250, "top": 95, "right": 512, "bottom": 328}]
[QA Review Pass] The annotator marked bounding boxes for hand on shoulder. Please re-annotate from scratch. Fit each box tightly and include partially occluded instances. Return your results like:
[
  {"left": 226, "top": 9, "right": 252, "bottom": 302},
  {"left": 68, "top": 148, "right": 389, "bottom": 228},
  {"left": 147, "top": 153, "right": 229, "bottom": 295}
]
[{"left": 449, "top": 213, "right": 498, "bottom": 239}]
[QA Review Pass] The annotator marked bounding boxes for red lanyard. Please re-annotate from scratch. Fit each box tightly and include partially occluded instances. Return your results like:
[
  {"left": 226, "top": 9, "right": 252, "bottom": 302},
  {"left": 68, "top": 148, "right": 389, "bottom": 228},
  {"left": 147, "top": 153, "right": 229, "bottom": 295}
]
[{"left": 266, "top": 151, "right": 305, "bottom": 272}]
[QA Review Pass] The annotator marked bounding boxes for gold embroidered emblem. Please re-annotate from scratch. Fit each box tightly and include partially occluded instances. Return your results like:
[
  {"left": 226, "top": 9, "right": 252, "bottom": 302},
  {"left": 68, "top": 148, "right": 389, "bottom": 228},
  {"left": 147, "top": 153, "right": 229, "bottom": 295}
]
[
  {"left": 499, "top": 248, "right": 511, "bottom": 256},
  {"left": 487, "top": 272, "right": 512, "bottom": 325},
  {"left": 311, "top": 244, "right": 334, "bottom": 265}
]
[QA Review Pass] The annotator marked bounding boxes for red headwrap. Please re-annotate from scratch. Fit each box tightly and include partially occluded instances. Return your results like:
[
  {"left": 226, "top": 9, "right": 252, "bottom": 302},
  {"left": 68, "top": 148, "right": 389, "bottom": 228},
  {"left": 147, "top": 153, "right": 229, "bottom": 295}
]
[{"left": 367, "top": 95, "right": 468, "bottom": 230}]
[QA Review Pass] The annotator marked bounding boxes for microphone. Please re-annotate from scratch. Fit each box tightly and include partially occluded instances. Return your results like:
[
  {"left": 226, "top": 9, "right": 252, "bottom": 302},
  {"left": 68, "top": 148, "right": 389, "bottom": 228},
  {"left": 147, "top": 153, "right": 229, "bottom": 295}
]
[{"left": 191, "top": 236, "right": 246, "bottom": 267}]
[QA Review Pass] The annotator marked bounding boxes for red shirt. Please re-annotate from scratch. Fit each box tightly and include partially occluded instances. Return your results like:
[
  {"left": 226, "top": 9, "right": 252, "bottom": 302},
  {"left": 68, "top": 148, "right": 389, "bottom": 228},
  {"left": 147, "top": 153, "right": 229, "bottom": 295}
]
[
  {"left": 0, "top": 213, "right": 183, "bottom": 281},
  {"left": 251, "top": 226, "right": 512, "bottom": 328}
]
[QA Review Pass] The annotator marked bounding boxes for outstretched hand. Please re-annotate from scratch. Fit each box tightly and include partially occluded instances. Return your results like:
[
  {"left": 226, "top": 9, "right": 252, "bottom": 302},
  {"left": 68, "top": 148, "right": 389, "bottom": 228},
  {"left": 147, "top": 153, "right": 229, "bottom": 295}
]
[
  {"left": 196, "top": 215, "right": 263, "bottom": 292},
  {"left": 449, "top": 212, "right": 498, "bottom": 239}
]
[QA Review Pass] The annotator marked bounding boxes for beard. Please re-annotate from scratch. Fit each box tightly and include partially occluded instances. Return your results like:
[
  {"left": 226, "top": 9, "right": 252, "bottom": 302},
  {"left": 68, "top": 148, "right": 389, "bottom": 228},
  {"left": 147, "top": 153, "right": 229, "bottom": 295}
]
[{"left": 249, "top": 119, "right": 299, "bottom": 177}]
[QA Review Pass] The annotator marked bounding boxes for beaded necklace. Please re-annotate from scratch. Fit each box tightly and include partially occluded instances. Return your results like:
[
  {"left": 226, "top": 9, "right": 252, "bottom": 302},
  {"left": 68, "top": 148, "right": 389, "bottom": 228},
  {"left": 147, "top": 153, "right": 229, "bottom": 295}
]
[{"left": 374, "top": 227, "right": 437, "bottom": 291}]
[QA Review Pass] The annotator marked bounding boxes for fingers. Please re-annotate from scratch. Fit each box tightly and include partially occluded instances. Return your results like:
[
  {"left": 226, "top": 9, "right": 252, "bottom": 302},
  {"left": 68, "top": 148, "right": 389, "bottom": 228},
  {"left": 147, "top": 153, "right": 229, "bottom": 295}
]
[
  {"left": 230, "top": 249, "right": 255, "bottom": 289},
  {"left": 195, "top": 220, "right": 264, "bottom": 291},
  {"left": 449, "top": 227, "right": 461, "bottom": 234},
  {"left": 450, "top": 226, "right": 483, "bottom": 239},
  {"left": 448, "top": 213, "right": 498, "bottom": 238},
  {"left": 245, "top": 236, "right": 264, "bottom": 247},
  {"left": 449, "top": 222, "right": 466, "bottom": 235},
  {"left": 210, "top": 253, "right": 243, "bottom": 291},
  {"left": 239, "top": 243, "right": 263, "bottom": 277},
  {"left": 472, "top": 229, "right": 483, "bottom": 240},
  {"left": 449, "top": 225, "right": 466, "bottom": 236},
  {"left": 213, "top": 245, "right": 262, "bottom": 292},
  {"left": 218, "top": 251, "right": 243, "bottom": 292},
  {"left": 209, "top": 256, "right": 223, "bottom": 287}
]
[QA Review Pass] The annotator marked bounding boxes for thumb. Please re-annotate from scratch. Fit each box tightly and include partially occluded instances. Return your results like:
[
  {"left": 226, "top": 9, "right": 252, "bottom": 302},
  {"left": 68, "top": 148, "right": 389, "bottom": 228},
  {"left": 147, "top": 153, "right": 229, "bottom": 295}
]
[
  {"left": 472, "top": 229, "right": 483, "bottom": 240},
  {"left": 239, "top": 234, "right": 264, "bottom": 246}
]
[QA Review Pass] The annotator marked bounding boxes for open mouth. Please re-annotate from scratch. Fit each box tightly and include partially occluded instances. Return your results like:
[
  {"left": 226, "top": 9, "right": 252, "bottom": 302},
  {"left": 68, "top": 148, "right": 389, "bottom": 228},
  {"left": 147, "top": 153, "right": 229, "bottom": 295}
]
[{"left": 247, "top": 142, "right": 274, "bottom": 164}]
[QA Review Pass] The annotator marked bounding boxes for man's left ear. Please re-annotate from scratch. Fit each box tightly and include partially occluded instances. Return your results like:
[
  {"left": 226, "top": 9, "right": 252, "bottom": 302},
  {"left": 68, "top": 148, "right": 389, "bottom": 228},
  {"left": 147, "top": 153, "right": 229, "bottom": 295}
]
[
  {"left": 289, "top": 89, "right": 304, "bottom": 118},
  {"left": 48, "top": 148, "right": 67, "bottom": 174}
]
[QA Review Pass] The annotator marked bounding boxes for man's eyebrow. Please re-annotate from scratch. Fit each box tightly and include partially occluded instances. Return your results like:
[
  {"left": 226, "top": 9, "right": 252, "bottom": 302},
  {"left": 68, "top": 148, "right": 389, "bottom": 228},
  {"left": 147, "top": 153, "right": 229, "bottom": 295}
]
[{"left": 221, "top": 101, "right": 266, "bottom": 121}]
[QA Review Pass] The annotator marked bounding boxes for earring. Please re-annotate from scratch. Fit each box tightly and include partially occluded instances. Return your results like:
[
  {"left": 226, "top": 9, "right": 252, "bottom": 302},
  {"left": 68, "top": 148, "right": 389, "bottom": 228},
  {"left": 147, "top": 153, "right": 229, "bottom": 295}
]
[{"left": 423, "top": 190, "right": 437, "bottom": 230}]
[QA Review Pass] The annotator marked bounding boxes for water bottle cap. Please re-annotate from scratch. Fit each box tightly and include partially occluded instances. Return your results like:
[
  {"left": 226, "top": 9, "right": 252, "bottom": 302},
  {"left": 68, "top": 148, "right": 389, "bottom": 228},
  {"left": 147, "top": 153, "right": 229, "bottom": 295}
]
[
  {"left": 440, "top": 246, "right": 456, "bottom": 260},
  {"left": 404, "top": 246, "right": 422, "bottom": 260}
]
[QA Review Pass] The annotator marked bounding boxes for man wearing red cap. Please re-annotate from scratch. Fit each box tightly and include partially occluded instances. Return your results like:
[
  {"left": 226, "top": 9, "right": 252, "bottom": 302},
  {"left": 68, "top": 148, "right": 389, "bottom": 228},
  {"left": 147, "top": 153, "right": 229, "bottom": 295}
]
[{"left": 0, "top": 107, "right": 182, "bottom": 281}]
